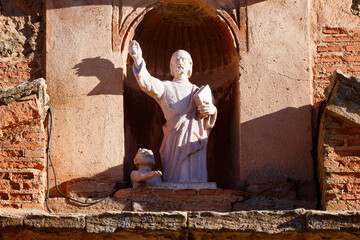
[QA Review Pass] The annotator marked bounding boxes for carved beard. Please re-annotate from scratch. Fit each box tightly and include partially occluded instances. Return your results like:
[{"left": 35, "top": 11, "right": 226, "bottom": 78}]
[{"left": 175, "top": 66, "right": 186, "bottom": 74}]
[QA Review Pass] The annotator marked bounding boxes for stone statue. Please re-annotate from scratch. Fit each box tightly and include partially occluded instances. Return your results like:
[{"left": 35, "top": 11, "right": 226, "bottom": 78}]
[
  {"left": 131, "top": 148, "right": 162, "bottom": 184},
  {"left": 129, "top": 40, "right": 217, "bottom": 183}
]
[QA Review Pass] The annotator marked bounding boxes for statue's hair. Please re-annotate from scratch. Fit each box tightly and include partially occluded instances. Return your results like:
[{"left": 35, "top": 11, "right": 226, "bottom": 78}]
[
  {"left": 134, "top": 148, "right": 155, "bottom": 166},
  {"left": 170, "top": 50, "right": 193, "bottom": 78}
]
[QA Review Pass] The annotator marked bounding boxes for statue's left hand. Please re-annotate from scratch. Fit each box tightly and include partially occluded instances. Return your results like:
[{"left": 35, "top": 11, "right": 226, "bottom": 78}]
[{"left": 198, "top": 102, "right": 217, "bottom": 117}]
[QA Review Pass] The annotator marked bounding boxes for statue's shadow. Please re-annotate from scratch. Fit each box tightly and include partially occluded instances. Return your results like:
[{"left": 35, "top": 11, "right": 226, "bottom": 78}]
[{"left": 73, "top": 57, "right": 123, "bottom": 96}]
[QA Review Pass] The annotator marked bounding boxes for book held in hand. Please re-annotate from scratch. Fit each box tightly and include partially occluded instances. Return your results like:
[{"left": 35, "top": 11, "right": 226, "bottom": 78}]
[{"left": 194, "top": 85, "right": 214, "bottom": 118}]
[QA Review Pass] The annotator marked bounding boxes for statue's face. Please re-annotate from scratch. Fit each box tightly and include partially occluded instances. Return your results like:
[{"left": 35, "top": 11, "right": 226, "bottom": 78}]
[
  {"left": 170, "top": 50, "right": 192, "bottom": 78},
  {"left": 143, "top": 152, "right": 154, "bottom": 162}
]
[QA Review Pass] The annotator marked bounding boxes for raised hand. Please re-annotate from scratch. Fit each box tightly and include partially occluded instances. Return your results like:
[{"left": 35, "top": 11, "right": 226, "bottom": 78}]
[{"left": 129, "top": 40, "right": 143, "bottom": 67}]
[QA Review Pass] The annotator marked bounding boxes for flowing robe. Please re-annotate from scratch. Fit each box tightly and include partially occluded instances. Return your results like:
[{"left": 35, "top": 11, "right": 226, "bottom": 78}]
[{"left": 133, "top": 61, "right": 217, "bottom": 182}]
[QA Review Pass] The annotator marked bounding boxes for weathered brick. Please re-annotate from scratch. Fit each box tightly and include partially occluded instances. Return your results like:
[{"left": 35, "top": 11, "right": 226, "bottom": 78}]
[
  {"left": 324, "top": 193, "right": 337, "bottom": 201},
  {"left": 23, "top": 132, "right": 45, "bottom": 139},
  {"left": 334, "top": 149, "right": 360, "bottom": 157},
  {"left": 21, "top": 203, "right": 42, "bottom": 209},
  {"left": 317, "top": 46, "right": 342, "bottom": 52},
  {"left": 176, "top": 189, "right": 197, "bottom": 196},
  {"left": 0, "top": 173, "right": 10, "bottom": 180},
  {"left": 345, "top": 45, "right": 360, "bottom": 52},
  {"left": 315, "top": 56, "right": 342, "bottom": 63},
  {"left": 344, "top": 55, "right": 360, "bottom": 62},
  {"left": 23, "top": 182, "right": 40, "bottom": 190},
  {"left": 0, "top": 150, "right": 22, "bottom": 158},
  {"left": 0, "top": 141, "right": 45, "bottom": 148},
  {"left": 327, "top": 128, "right": 360, "bottom": 134},
  {"left": 324, "top": 160, "right": 340, "bottom": 168},
  {"left": 346, "top": 161, "right": 360, "bottom": 168},
  {"left": 353, "top": 28, "right": 360, "bottom": 34},
  {"left": 0, "top": 181, "right": 21, "bottom": 190},
  {"left": 325, "top": 66, "right": 347, "bottom": 73},
  {"left": 323, "top": 36, "right": 336, "bottom": 43},
  {"left": 0, "top": 181, "right": 11, "bottom": 190},
  {"left": 334, "top": 36, "right": 360, "bottom": 42},
  {"left": 350, "top": 66, "right": 360, "bottom": 72},
  {"left": 323, "top": 27, "right": 348, "bottom": 34},
  {"left": 0, "top": 62, "right": 8, "bottom": 68},
  {"left": 0, "top": 203, "right": 21, "bottom": 208},
  {"left": 151, "top": 189, "right": 176, "bottom": 196},
  {"left": 223, "top": 189, "right": 244, "bottom": 196},
  {"left": 325, "top": 139, "right": 345, "bottom": 146},
  {"left": 130, "top": 188, "right": 153, "bottom": 195},
  {"left": 199, "top": 189, "right": 222, "bottom": 195},
  {"left": 326, "top": 202, "right": 348, "bottom": 211},
  {"left": 23, "top": 150, "right": 45, "bottom": 158},
  {"left": 10, "top": 193, "right": 32, "bottom": 201},
  {"left": 0, "top": 161, "right": 44, "bottom": 170},
  {"left": 12, "top": 172, "right": 34, "bottom": 180}
]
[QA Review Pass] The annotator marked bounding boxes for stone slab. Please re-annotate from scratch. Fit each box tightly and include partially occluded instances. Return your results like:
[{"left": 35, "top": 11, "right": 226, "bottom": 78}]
[
  {"left": 0, "top": 213, "right": 23, "bottom": 228},
  {"left": 24, "top": 214, "right": 85, "bottom": 232},
  {"left": 326, "top": 70, "right": 360, "bottom": 128},
  {"left": 307, "top": 211, "right": 360, "bottom": 231},
  {"left": 86, "top": 211, "right": 187, "bottom": 233},
  {"left": 132, "top": 182, "right": 217, "bottom": 189},
  {"left": 188, "top": 209, "right": 307, "bottom": 234},
  {"left": 4, "top": 210, "right": 360, "bottom": 235}
]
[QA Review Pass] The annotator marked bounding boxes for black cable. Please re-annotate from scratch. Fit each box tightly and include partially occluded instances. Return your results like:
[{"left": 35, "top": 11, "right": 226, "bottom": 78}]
[{"left": 45, "top": 108, "right": 117, "bottom": 212}]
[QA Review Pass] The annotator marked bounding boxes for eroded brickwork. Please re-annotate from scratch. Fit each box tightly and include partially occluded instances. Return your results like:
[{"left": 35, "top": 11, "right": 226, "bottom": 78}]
[
  {"left": 319, "top": 116, "right": 360, "bottom": 210},
  {"left": 314, "top": 27, "right": 360, "bottom": 104},
  {"left": 318, "top": 70, "right": 360, "bottom": 211},
  {"left": 0, "top": 0, "right": 44, "bottom": 89},
  {"left": 0, "top": 98, "right": 46, "bottom": 209}
]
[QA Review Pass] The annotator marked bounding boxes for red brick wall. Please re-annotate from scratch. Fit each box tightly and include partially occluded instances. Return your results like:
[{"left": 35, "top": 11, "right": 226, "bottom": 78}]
[
  {"left": 0, "top": 99, "right": 46, "bottom": 209},
  {"left": 314, "top": 26, "right": 360, "bottom": 104},
  {"left": 318, "top": 115, "right": 360, "bottom": 210}
]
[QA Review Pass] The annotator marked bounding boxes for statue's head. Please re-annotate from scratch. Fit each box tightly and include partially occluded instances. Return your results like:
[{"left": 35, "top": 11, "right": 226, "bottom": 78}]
[
  {"left": 134, "top": 148, "right": 155, "bottom": 167},
  {"left": 170, "top": 50, "right": 193, "bottom": 78}
]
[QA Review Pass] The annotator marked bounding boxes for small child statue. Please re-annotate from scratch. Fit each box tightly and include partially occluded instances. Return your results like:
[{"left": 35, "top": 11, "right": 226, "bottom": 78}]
[{"left": 130, "top": 148, "right": 162, "bottom": 185}]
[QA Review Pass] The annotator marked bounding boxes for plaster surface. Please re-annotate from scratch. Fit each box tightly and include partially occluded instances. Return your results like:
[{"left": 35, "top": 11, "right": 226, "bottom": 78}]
[
  {"left": 46, "top": 0, "right": 124, "bottom": 182},
  {"left": 240, "top": 0, "right": 313, "bottom": 182}
]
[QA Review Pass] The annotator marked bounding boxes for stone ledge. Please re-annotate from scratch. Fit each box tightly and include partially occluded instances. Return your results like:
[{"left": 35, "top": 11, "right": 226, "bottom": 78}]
[
  {"left": 86, "top": 211, "right": 187, "bottom": 233},
  {"left": 1, "top": 210, "right": 360, "bottom": 234},
  {"left": 307, "top": 211, "right": 360, "bottom": 231},
  {"left": 24, "top": 214, "right": 85, "bottom": 232},
  {"left": 188, "top": 209, "right": 307, "bottom": 234}
]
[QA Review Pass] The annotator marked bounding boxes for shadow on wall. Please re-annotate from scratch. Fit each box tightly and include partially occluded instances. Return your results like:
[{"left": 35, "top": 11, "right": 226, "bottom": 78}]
[
  {"left": 241, "top": 105, "right": 315, "bottom": 182},
  {"left": 73, "top": 57, "right": 123, "bottom": 96},
  {"left": 49, "top": 164, "right": 126, "bottom": 199}
]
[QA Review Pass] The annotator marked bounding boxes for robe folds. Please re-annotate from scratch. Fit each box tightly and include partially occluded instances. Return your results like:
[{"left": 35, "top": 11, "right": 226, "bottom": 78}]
[{"left": 133, "top": 61, "right": 216, "bottom": 182}]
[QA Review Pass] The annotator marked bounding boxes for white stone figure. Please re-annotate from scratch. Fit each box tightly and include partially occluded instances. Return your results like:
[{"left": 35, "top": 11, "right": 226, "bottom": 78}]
[
  {"left": 131, "top": 148, "right": 162, "bottom": 184},
  {"left": 129, "top": 40, "right": 217, "bottom": 183}
]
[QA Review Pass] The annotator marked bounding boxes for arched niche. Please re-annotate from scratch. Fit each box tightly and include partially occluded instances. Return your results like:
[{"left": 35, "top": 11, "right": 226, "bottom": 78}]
[{"left": 123, "top": 2, "right": 240, "bottom": 188}]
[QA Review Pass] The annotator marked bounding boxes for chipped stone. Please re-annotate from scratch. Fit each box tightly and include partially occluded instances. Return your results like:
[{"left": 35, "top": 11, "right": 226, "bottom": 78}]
[
  {"left": 307, "top": 211, "right": 360, "bottom": 231},
  {"left": 0, "top": 213, "right": 23, "bottom": 228},
  {"left": 188, "top": 209, "right": 307, "bottom": 234},
  {"left": 24, "top": 214, "right": 85, "bottom": 232},
  {"left": 86, "top": 211, "right": 187, "bottom": 233},
  {"left": 325, "top": 70, "right": 360, "bottom": 128}
]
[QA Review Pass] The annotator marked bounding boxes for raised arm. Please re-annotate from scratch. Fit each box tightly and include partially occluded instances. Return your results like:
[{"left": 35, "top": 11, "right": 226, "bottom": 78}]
[{"left": 129, "top": 40, "right": 164, "bottom": 101}]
